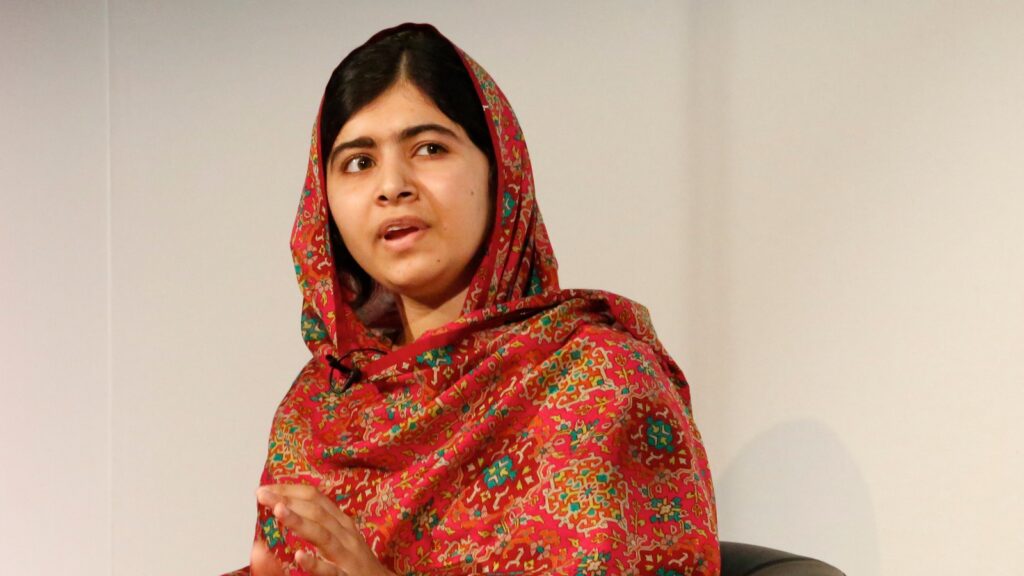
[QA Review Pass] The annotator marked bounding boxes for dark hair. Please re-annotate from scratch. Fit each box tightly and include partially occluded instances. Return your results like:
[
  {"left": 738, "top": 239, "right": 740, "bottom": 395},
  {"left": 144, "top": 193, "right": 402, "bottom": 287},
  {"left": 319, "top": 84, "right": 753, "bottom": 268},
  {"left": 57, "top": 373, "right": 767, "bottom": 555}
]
[{"left": 321, "top": 27, "right": 496, "bottom": 310}]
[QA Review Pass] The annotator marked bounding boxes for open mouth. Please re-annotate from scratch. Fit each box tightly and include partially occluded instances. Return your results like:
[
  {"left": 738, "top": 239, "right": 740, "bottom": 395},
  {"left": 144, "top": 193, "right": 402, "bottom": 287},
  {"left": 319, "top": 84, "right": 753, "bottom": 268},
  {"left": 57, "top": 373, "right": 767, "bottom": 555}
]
[{"left": 383, "top": 227, "right": 420, "bottom": 241}]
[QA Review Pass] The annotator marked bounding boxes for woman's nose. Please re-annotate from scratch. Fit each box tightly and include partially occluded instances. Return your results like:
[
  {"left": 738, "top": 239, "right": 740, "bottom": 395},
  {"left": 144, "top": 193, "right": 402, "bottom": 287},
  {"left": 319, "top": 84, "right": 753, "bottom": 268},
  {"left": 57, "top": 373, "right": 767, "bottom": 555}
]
[{"left": 376, "top": 158, "right": 417, "bottom": 204}]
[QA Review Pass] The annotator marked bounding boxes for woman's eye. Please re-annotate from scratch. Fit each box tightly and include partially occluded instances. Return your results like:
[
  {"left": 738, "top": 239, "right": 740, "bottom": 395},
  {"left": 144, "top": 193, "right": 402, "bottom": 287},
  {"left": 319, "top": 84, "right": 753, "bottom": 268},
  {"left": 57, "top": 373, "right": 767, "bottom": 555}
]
[
  {"left": 342, "top": 155, "right": 374, "bottom": 173},
  {"left": 414, "top": 143, "right": 447, "bottom": 157}
]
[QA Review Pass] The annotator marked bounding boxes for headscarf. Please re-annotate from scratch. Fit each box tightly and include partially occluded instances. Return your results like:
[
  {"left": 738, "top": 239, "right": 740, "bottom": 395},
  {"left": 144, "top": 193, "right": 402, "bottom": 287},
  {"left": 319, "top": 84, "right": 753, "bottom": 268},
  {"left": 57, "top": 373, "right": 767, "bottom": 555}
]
[{"left": 232, "top": 22, "right": 719, "bottom": 576}]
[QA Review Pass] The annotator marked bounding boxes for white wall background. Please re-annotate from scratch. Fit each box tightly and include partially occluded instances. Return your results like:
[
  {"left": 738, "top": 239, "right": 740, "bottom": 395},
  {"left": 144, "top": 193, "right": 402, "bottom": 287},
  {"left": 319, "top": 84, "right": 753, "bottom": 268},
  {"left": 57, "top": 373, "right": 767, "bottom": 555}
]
[
  {"left": 688, "top": 4, "right": 1024, "bottom": 574},
  {"left": 1, "top": 0, "right": 111, "bottom": 574},
  {"left": 3, "top": 2, "right": 1021, "bottom": 575}
]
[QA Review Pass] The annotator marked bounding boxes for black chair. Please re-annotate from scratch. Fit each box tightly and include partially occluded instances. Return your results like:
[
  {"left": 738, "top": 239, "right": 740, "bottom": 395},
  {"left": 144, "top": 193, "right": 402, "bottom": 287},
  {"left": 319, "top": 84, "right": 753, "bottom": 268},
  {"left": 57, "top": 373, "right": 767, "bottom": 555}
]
[{"left": 720, "top": 542, "right": 844, "bottom": 576}]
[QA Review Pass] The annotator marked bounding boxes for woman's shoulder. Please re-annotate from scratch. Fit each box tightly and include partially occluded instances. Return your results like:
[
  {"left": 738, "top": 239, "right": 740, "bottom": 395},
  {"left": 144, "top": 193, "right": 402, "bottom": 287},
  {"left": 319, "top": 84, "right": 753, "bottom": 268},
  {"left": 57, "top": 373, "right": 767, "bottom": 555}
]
[
  {"left": 569, "top": 322, "right": 671, "bottom": 376},
  {"left": 572, "top": 321, "right": 647, "bottom": 349},
  {"left": 544, "top": 322, "right": 686, "bottom": 406}
]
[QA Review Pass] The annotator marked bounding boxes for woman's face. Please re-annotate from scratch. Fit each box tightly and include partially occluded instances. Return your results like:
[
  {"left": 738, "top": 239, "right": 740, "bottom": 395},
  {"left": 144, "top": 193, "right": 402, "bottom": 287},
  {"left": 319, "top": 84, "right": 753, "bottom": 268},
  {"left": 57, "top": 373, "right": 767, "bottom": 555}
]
[{"left": 325, "top": 81, "right": 493, "bottom": 305}]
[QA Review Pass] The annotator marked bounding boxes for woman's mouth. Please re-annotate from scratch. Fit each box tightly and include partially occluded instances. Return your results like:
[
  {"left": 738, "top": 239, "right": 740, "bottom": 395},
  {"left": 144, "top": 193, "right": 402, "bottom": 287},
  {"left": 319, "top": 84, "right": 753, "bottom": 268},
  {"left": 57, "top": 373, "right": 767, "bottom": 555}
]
[
  {"left": 381, "top": 226, "right": 426, "bottom": 250},
  {"left": 378, "top": 216, "right": 430, "bottom": 250},
  {"left": 383, "top": 227, "right": 418, "bottom": 240}
]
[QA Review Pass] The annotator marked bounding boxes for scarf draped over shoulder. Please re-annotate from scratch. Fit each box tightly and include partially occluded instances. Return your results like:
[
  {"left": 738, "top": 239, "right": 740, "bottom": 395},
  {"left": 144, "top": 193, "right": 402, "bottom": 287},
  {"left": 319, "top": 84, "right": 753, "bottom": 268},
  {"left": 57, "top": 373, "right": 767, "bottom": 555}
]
[{"left": 226, "top": 22, "right": 719, "bottom": 576}]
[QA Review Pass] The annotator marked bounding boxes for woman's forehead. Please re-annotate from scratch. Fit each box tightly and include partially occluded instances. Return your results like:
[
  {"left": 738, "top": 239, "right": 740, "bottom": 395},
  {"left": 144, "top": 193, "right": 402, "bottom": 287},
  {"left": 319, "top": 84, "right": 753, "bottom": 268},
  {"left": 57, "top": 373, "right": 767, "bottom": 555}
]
[{"left": 336, "top": 82, "right": 460, "bottom": 141}]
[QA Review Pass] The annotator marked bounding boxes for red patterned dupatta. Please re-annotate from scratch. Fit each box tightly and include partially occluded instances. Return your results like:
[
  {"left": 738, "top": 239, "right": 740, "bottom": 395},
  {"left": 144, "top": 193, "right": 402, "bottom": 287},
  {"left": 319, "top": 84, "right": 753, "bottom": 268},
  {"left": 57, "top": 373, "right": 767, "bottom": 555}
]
[{"left": 235, "top": 23, "right": 719, "bottom": 576}]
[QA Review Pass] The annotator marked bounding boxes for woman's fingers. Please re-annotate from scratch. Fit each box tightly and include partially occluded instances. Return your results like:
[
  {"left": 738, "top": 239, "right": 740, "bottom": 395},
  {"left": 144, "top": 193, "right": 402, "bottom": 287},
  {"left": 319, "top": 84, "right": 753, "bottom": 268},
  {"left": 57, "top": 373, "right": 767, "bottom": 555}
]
[
  {"left": 258, "top": 485, "right": 357, "bottom": 532},
  {"left": 258, "top": 485, "right": 354, "bottom": 528},
  {"left": 255, "top": 484, "right": 392, "bottom": 575},
  {"left": 250, "top": 537, "right": 286, "bottom": 576},
  {"left": 271, "top": 499, "right": 350, "bottom": 555},
  {"left": 297, "top": 550, "right": 347, "bottom": 576},
  {"left": 256, "top": 485, "right": 358, "bottom": 563}
]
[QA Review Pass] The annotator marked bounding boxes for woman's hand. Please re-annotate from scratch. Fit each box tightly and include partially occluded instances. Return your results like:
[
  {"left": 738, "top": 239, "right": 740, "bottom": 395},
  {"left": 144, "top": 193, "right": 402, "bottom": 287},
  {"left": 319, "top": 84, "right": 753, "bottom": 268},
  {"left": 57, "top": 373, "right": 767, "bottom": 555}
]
[
  {"left": 251, "top": 536, "right": 285, "bottom": 576},
  {"left": 256, "top": 484, "right": 395, "bottom": 576}
]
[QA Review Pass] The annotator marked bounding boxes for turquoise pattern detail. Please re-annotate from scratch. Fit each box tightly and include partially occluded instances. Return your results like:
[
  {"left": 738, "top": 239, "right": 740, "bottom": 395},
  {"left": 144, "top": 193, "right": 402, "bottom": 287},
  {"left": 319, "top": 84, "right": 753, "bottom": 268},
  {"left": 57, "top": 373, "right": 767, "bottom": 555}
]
[
  {"left": 646, "top": 417, "right": 675, "bottom": 453},
  {"left": 416, "top": 345, "right": 454, "bottom": 367},
  {"left": 650, "top": 496, "right": 683, "bottom": 523},
  {"left": 502, "top": 190, "right": 515, "bottom": 222},
  {"left": 301, "top": 311, "right": 328, "bottom": 342},
  {"left": 484, "top": 455, "right": 516, "bottom": 488},
  {"left": 261, "top": 516, "right": 283, "bottom": 547}
]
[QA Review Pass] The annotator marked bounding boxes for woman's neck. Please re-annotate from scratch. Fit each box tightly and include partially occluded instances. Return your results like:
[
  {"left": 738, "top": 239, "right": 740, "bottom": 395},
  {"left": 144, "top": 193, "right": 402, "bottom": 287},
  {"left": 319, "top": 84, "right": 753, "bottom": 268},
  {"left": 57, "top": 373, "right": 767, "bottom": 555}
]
[{"left": 395, "top": 284, "right": 470, "bottom": 347}]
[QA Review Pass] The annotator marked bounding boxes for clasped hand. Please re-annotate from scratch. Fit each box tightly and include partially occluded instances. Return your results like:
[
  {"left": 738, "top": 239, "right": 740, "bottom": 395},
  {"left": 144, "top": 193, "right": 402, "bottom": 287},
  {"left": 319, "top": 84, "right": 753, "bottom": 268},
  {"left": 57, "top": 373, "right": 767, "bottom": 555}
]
[{"left": 252, "top": 484, "right": 394, "bottom": 576}]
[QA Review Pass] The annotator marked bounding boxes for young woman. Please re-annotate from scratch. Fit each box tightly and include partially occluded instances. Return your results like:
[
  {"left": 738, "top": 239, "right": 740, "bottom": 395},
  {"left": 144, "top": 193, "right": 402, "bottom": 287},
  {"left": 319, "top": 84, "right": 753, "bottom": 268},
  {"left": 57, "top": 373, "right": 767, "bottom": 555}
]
[{"left": 229, "top": 23, "right": 719, "bottom": 576}]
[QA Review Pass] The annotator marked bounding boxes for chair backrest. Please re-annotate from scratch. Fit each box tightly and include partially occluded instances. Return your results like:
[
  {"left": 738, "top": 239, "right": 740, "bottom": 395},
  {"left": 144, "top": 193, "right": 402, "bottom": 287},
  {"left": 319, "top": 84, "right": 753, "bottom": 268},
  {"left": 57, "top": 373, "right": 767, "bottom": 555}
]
[{"left": 720, "top": 541, "right": 845, "bottom": 576}]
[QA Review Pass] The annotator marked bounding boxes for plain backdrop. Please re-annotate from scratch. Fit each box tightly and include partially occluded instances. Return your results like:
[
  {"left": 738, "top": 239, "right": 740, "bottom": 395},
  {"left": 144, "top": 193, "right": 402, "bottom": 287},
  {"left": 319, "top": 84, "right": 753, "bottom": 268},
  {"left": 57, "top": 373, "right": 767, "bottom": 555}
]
[{"left": 2, "top": 1, "right": 1022, "bottom": 575}]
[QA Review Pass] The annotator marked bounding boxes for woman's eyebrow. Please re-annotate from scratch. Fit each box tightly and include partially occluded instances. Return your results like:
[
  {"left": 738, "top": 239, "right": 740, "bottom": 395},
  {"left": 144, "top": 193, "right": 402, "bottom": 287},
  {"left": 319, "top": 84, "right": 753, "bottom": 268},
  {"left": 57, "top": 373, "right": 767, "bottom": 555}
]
[
  {"left": 329, "top": 136, "right": 374, "bottom": 168},
  {"left": 399, "top": 123, "right": 457, "bottom": 141}
]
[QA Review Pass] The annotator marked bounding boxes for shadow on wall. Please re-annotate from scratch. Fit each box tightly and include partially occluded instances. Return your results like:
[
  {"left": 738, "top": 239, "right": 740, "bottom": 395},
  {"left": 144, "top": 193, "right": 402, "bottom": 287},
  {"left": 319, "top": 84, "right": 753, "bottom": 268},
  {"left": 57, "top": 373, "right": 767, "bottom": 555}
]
[{"left": 715, "top": 419, "right": 878, "bottom": 575}]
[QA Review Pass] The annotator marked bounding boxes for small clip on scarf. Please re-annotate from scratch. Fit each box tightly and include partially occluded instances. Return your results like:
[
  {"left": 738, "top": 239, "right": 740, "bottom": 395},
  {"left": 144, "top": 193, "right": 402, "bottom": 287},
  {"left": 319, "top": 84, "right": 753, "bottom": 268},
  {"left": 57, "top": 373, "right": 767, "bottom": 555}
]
[{"left": 326, "top": 355, "right": 361, "bottom": 392}]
